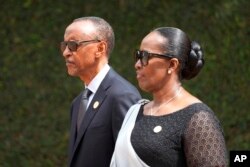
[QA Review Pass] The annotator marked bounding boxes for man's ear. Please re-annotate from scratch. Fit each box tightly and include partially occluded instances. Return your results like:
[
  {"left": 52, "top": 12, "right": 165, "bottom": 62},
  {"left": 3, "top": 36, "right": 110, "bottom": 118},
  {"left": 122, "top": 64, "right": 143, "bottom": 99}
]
[{"left": 96, "top": 41, "right": 107, "bottom": 57}]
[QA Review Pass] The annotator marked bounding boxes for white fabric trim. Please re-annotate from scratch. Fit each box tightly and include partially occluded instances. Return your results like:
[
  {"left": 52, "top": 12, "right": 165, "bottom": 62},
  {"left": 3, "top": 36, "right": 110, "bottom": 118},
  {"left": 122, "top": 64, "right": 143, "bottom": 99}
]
[{"left": 110, "top": 102, "right": 150, "bottom": 167}]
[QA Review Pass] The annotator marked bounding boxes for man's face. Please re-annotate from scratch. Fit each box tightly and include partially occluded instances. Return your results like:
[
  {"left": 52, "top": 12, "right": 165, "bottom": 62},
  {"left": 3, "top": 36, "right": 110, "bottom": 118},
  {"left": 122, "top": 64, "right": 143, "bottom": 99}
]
[{"left": 62, "top": 21, "right": 100, "bottom": 78}]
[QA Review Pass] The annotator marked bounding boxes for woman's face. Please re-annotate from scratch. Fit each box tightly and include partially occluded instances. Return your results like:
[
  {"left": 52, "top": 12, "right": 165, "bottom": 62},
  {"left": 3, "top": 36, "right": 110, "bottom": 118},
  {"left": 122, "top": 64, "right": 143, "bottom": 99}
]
[{"left": 135, "top": 31, "right": 171, "bottom": 93}]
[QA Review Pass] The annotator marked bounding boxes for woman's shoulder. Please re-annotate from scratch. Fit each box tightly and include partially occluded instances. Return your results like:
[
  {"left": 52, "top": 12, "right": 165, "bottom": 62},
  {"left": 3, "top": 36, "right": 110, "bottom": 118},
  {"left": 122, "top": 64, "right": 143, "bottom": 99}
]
[
  {"left": 170, "top": 102, "right": 214, "bottom": 126},
  {"left": 184, "top": 102, "right": 212, "bottom": 112}
]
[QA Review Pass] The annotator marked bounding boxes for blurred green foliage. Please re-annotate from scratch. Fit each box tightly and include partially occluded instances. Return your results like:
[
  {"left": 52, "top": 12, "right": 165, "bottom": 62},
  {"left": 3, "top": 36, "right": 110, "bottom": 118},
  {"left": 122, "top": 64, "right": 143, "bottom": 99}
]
[{"left": 0, "top": 0, "right": 249, "bottom": 166}]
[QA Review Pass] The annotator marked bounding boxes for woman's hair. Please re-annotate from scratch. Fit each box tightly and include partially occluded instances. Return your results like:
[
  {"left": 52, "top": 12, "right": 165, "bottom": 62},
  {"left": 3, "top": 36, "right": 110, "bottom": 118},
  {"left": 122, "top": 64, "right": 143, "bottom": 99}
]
[{"left": 155, "top": 27, "right": 204, "bottom": 80}]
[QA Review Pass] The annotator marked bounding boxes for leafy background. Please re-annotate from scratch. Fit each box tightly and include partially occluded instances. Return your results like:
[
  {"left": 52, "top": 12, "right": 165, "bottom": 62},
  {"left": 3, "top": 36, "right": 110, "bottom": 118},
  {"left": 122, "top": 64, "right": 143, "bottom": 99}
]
[{"left": 0, "top": 0, "right": 249, "bottom": 166}]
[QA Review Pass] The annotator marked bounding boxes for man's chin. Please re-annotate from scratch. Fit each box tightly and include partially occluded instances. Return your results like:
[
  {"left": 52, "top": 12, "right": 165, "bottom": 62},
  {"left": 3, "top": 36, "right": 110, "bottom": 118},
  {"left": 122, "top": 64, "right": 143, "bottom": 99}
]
[{"left": 67, "top": 70, "right": 78, "bottom": 77}]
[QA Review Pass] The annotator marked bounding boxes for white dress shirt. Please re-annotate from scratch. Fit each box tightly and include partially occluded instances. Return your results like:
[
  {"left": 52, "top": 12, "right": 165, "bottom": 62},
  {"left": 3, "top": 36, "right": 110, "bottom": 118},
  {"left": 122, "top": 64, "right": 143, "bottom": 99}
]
[{"left": 85, "top": 64, "right": 110, "bottom": 108}]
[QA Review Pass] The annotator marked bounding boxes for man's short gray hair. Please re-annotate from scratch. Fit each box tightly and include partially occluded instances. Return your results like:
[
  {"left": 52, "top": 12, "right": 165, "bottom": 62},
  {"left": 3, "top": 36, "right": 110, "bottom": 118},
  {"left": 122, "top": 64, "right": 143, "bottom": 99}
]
[{"left": 73, "top": 16, "right": 115, "bottom": 57}]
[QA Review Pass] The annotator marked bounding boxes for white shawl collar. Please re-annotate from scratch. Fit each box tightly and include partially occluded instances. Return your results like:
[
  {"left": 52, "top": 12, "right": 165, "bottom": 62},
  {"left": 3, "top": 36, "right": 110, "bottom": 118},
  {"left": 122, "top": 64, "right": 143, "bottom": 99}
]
[{"left": 110, "top": 100, "right": 150, "bottom": 167}]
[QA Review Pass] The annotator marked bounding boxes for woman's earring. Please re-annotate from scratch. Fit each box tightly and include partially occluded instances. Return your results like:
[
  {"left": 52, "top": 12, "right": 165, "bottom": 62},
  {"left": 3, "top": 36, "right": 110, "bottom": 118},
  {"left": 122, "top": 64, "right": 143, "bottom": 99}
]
[{"left": 168, "top": 70, "right": 171, "bottom": 74}]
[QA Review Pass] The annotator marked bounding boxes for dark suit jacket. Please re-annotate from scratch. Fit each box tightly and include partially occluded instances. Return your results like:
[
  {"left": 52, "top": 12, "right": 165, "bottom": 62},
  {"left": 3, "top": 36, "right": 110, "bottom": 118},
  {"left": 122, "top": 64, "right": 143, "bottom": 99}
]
[{"left": 68, "top": 68, "right": 141, "bottom": 167}]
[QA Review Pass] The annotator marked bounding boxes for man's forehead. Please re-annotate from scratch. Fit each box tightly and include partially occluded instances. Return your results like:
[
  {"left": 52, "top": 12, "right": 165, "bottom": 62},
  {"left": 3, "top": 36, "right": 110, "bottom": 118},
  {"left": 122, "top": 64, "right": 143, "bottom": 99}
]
[{"left": 66, "top": 20, "right": 96, "bottom": 36}]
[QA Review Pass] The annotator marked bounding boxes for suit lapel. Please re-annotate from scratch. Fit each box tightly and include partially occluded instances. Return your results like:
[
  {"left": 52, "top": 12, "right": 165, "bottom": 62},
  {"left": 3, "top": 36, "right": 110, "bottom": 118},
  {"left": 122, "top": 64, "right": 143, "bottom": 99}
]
[
  {"left": 71, "top": 69, "right": 115, "bottom": 161},
  {"left": 73, "top": 87, "right": 107, "bottom": 150}
]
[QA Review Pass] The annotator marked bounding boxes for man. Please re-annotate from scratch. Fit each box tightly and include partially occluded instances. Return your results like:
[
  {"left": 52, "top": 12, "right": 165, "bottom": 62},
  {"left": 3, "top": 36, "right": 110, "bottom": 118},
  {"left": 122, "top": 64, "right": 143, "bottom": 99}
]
[{"left": 61, "top": 16, "right": 141, "bottom": 167}]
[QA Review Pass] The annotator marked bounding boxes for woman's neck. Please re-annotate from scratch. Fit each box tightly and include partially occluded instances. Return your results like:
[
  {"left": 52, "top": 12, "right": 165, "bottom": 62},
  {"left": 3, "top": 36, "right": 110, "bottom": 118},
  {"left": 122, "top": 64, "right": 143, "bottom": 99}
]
[{"left": 152, "top": 82, "right": 182, "bottom": 105}]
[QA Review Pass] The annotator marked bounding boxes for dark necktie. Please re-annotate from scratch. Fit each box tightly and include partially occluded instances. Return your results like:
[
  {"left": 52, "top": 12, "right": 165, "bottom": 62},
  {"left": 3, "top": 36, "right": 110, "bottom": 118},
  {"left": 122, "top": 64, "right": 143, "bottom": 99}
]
[{"left": 77, "top": 88, "right": 92, "bottom": 132}]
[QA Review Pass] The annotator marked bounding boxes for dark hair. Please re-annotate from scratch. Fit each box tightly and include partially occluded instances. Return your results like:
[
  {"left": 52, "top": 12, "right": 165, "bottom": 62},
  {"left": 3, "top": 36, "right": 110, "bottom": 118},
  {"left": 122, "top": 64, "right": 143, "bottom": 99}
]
[
  {"left": 73, "top": 16, "right": 115, "bottom": 56},
  {"left": 155, "top": 27, "right": 204, "bottom": 80}
]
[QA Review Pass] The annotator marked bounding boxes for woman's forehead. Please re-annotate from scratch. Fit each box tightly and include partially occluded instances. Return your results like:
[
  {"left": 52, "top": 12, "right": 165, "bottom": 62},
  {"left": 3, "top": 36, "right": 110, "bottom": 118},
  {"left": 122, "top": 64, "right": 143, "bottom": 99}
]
[{"left": 141, "top": 31, "right": 167, "bottom": 51}]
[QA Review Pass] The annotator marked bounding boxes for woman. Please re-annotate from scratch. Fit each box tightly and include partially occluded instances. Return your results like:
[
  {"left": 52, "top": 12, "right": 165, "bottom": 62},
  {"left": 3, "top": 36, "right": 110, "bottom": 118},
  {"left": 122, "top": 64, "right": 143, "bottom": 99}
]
[{"left": 110, "top": 27, "right": 227, "bottom": 167}]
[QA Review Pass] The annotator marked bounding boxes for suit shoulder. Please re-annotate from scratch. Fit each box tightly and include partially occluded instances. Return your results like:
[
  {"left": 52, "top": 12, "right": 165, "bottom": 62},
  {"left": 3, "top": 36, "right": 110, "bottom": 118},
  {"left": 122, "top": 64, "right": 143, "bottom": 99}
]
[{"left": 109, "top": 70, "right": 138, "bottom": 90}]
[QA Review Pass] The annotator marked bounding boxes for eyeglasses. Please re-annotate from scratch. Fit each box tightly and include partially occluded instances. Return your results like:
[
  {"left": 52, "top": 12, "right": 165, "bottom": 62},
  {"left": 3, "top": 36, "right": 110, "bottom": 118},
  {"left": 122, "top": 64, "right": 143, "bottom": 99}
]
[
  {"left": 134, "top": 50, "right": 173, "bottom": 66},
  {"left": 60, "top": 39, "right": 100, "bottom": 52}
]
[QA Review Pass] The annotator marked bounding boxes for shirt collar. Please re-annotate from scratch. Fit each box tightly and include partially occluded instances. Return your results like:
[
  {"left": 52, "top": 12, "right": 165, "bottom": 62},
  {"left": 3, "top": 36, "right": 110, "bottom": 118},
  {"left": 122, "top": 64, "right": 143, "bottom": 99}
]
[{"left": 85, "top": 64, "right": 110, "bottom": 94}]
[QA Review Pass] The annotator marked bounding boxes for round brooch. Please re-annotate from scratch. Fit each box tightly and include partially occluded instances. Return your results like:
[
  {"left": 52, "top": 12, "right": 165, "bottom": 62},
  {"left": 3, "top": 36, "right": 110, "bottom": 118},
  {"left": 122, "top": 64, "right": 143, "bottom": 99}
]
[{"left": 153, "top": 125, "right": 162, "bottom": 133}]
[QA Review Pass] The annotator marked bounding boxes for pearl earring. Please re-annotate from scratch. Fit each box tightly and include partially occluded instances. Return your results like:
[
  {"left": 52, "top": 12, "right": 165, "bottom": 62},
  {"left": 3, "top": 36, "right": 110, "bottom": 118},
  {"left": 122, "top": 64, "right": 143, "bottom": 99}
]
[{"left": 168, "top": 70, "right": 171, "bottom": 74}]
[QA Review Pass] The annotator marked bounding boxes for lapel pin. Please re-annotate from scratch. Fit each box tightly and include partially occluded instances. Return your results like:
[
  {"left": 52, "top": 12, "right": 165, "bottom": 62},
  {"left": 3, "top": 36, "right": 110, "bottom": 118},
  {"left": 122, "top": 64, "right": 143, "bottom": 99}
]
[
  {"left": 153, "top": 125, "right": 162, "bottom": 133},
  {"left": 93, "top": 101, "right": 99, "bottom": 109}
]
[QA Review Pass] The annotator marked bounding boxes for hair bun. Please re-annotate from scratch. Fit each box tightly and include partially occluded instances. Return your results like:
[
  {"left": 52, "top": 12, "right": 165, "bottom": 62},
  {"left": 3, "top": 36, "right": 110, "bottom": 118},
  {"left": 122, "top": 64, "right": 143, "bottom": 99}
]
[{"left": 182, "top": 41, "right": 205, "bottom": 80}]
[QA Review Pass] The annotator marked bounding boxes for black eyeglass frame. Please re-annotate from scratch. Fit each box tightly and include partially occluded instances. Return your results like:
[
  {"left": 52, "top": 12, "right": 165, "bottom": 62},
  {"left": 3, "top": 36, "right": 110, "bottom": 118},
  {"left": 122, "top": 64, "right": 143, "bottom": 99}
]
[
  {"left": 60, "top": 39, "right": 101, "bottom": 52},
  {"left": 134, "top": 50, "right": 174, "bottom": 66}
]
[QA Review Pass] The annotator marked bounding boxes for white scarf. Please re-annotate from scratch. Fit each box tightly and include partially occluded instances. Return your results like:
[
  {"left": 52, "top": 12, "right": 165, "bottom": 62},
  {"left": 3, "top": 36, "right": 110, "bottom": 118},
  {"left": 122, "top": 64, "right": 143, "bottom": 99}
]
[{"left": 110, "top": 100, "right": 150, "bottom": 167}]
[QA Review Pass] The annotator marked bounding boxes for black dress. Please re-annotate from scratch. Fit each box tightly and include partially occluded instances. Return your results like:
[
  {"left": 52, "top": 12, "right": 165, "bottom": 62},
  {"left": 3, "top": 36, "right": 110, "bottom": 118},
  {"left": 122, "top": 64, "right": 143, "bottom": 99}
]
[{"left": 131, "top": 103, "right": 227, "bottom": 167}]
